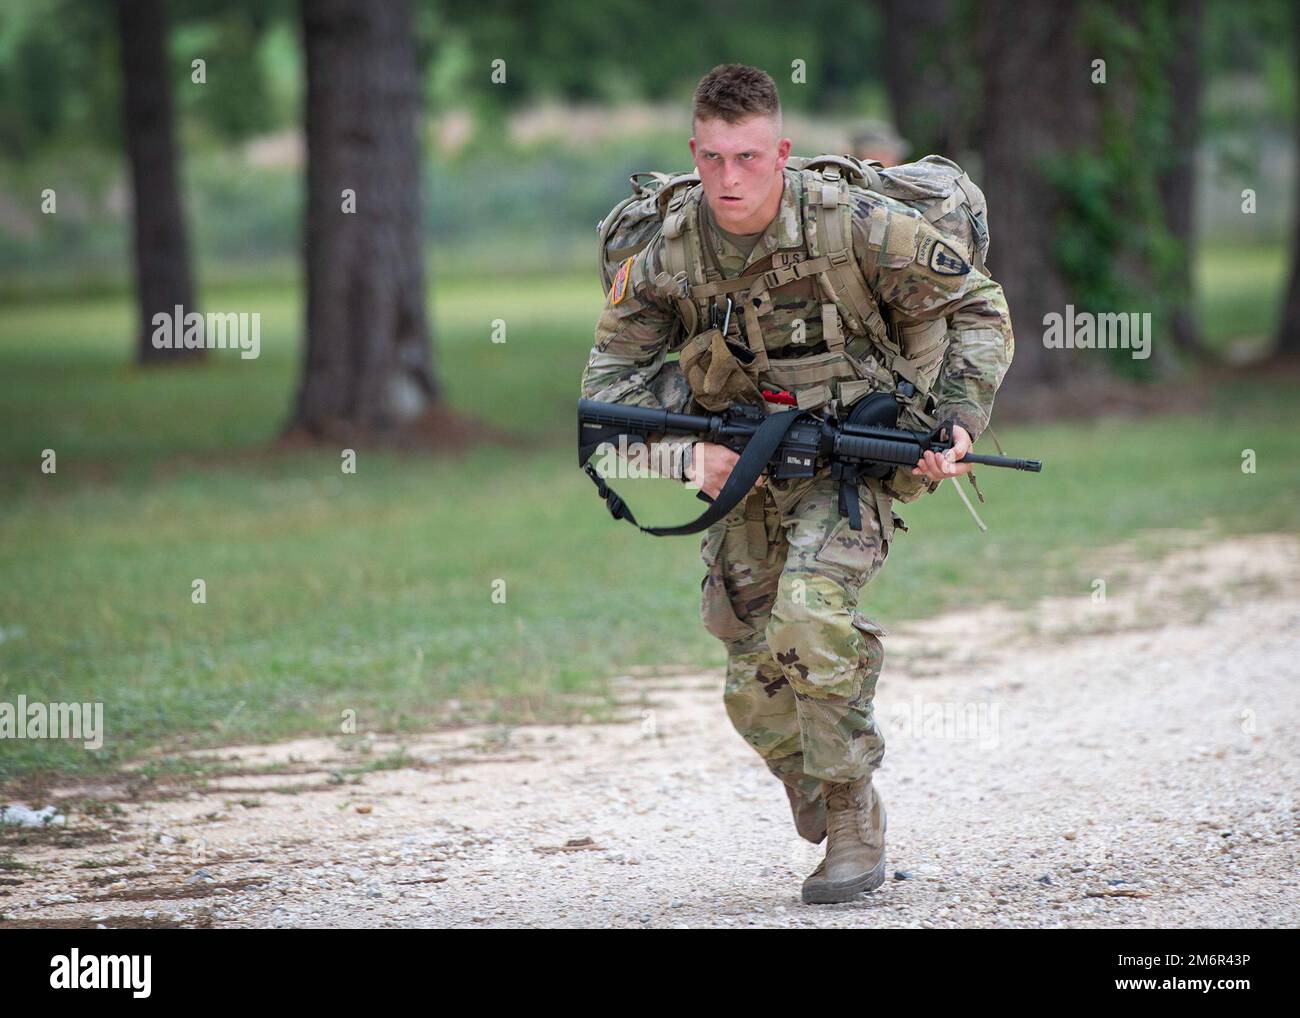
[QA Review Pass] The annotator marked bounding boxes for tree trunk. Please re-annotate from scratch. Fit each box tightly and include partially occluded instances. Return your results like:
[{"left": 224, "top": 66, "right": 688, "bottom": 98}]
[
  {"left": 291, "top": 0, "right": 439, "bottom": 441},
  {"left": 116, "top": 0, "right": 200, "bottom": 365},
  {"left": 978, "top": 0, "right": 1099, "bottom": 385},
  {"left": 1278, "top": 1, "right": 1300, "bottom": 355},
  {"left": 880, "top": 0, "right": 965, "bottom": 157},
  {"left": 1160, "top": 0, "right": 1206, "bottom": 357}
]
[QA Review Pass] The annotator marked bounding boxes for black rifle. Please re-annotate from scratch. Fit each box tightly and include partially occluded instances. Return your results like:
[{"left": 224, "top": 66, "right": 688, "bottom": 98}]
[{"left": 578, "top": 394, "right": 1041, "bottom": 537}]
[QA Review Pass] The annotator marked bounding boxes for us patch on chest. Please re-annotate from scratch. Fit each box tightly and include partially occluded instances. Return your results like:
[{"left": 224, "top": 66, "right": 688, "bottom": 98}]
[{"left": 917, "top": 235, "right": 970, "bottom": 276}]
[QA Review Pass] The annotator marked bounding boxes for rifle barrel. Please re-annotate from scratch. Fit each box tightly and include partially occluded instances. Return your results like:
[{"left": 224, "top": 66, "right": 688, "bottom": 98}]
[{"left": 963, "top": 453, "right": 1043, "bottom": 472}]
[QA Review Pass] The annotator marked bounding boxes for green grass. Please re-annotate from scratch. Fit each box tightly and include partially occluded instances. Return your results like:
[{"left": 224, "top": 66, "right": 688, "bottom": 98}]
[
  {"left": 1194, "top": 241, "right": 1289, "bottom": 352},
  {"left": 1, "top": 256, "right": 1298, "bottom": 782}
]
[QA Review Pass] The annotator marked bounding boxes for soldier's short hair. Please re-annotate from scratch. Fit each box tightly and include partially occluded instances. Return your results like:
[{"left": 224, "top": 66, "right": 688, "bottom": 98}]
[{"left": 692, "top": 64, "right": 781, "bottom": 126}]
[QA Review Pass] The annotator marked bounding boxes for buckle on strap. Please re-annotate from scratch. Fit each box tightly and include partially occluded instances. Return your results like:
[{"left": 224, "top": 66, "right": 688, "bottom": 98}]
[
  {"left": 762, "top": 267, "right": 786, "bottom": 290},
  {"left": 763, "top": 256, "right": 827, "bottom": 291}
]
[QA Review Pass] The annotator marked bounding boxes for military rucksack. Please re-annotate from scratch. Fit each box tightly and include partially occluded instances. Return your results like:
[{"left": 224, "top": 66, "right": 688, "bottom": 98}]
[{"left": 599, "top": 153, "right": 987, "bottom": 290}]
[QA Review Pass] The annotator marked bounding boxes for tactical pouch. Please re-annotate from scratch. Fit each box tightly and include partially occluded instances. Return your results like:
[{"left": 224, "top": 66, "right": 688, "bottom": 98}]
[
  {"left": 881, "top": 402, "right": 943, "bottom": 503},
  {"left": 882, "top": 464, "right": 938, "bottom": 503},
  {"left": 895, "top": 319, "right": 950, "bottom": 394},
  {"left": 679, "top": 327, "right": 764, "bottom": 412}
]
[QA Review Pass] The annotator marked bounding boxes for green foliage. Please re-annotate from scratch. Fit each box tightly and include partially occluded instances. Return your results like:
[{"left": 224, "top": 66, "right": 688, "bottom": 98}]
[
  {"left": 172, "top": 19, "right": 274, "bottom": 141},
  {"left": 1203, "top": 0, "right": 1296, "bottom": 118},
  {"left": 0, "top": 0, "right": 120, "bottom": 156},
  {"left": 170, "top": 0, "right": 297, "bottom": 144},
  {"left": 1199, "top": 0, "right": 1296, "bottom": 243},
  {"left": 428, "top": 0, "right": 881, "bottom": 115},
  {"left": 0, "top": 0, "right": 295, "bottom": 160}
]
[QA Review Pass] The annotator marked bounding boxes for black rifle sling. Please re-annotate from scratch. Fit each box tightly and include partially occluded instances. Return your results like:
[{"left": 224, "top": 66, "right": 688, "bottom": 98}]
[{"left": 582, "top": 408, "right": 803, "bottom": 537}]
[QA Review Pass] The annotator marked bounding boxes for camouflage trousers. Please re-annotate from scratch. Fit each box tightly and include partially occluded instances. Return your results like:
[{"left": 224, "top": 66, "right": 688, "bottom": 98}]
[{"left": 699, "top": 469, "right": 893, "bottom": 798}]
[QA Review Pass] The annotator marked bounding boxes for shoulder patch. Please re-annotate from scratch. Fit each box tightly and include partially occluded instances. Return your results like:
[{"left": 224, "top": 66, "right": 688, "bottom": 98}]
[
  {"left": 610, "top": 256, "right": 634, "bottom": 304},
  {"left": 921, "top": 237, "right": 970, "bottom": 276}
]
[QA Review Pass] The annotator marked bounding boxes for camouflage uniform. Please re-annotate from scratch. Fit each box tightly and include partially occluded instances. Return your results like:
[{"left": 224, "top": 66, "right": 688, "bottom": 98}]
[{"left": 581, "top": 166, "right": 1014, "bottom": 796}]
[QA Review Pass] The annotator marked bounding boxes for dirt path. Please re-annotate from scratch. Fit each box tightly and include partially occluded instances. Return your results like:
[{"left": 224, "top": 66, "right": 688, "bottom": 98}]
[{"left": 3, "top": 533, "right": 1297, "bottom": 929}]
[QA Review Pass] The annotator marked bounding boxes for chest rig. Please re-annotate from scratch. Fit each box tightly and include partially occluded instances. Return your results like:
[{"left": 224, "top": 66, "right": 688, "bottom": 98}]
[
  {"left": 652, "top": 165, "right": 943, "bottom": 433},
  {"left": 593, "top": 154, "right": 996, "bottom": 533}
]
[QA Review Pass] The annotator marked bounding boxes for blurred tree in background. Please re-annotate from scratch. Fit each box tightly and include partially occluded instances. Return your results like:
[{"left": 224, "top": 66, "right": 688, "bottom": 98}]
[
  {"left": 116, "top": 0, "right": 199, "bottom": 364},
  {"left": 291, "top": 0, "right": 441, "bottom": 441},
  {"left": 880, "top": 0, "right": 975, "bottom": 159},
  {"left": 978, "top": 0, "right": 1100, "bottom": 385}
]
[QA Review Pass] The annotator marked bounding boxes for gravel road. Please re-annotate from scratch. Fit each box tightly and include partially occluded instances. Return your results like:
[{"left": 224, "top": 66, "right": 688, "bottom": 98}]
[{"left": 3, "top": 533, "right": 1297, "bottom": 929}]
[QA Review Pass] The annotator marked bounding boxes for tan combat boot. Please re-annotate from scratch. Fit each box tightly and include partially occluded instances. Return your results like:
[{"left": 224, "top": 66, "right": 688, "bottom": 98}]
[
  {"left": 800, "top": 775, "right": 887, "bottom": 904},
  {"left": 783, "top": 782, "right": 827, "bottom": 844}
]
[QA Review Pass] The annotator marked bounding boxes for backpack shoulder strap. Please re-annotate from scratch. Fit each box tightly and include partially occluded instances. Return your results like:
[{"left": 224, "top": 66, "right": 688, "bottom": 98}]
[
  {"left": 800, "top": 165, "right": 892, "bottom": 359},
  {"left": 803, "top": 170, "right": 941, "bottom": 426},
  {"left": 658, "top": 180, "right": 704, "bottom": 293}
]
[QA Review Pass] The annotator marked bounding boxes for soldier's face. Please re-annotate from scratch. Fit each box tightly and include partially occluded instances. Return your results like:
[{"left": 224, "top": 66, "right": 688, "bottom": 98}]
[{"left": 690, "top": 114, "right": 792, "bottom": 233}]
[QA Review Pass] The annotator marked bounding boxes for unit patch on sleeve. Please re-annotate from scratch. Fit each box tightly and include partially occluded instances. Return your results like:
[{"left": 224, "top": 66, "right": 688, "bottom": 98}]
[{"left": 921, "top": 237, "right": 971, "bottom": 276}]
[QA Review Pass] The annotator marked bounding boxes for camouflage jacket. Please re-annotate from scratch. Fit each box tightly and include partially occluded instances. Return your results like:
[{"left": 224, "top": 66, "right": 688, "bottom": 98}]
[{"left": 581, "top": 165, "right": 1015, "bottom": 475}]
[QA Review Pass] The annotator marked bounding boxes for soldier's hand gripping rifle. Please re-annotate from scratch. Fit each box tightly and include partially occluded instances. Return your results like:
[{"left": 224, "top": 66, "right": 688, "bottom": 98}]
[{"left": 577, "top": 394, "right": 1041, "bottom": 537}]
